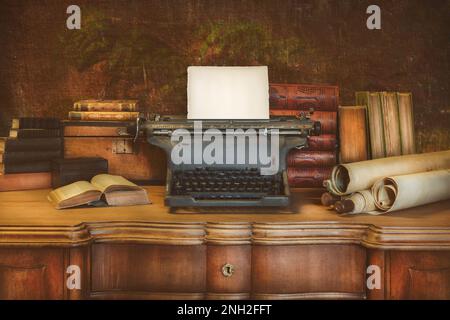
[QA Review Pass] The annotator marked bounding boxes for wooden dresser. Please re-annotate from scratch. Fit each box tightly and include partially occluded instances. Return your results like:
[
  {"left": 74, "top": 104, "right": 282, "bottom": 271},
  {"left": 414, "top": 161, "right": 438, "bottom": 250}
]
[{"left": 0, "top": 187, "right": 449, "bottom": 300}]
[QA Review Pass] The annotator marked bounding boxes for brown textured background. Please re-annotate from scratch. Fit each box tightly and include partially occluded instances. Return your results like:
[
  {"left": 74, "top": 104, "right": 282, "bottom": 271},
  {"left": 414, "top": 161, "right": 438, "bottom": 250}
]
[{"left": 0, "top": 0, "right": 448, "bottom": 152}]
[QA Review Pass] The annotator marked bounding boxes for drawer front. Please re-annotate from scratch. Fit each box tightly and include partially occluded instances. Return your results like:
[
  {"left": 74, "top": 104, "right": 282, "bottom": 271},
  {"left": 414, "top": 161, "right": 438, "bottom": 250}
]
[
  {"left": 0, "top": 248, "right": 65, "bottom": 300},
  {"left": 252, "top": 244, "right": 366, "bottom": 299},
  {"left": 206, "top": 245, "right": 251, "bottom": 299},
  {"left": 389, "top": 251, "right": 450, "bottom": 300},
  {"left": 91, "top": 244, "right": 206, "bottom": 296}
]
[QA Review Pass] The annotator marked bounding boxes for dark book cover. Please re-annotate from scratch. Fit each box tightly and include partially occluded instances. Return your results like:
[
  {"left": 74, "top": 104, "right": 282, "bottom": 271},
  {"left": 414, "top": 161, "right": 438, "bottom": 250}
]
[
  {"left": 0, "top": 137, "right": 62, "bottom": 152},
  {"left": 51, "top": 157, "right": 108, "bottom": 188},
  {"left": 9, "top": 128, "right": 62, "bottom": 139},
  {"left": 305, "top": 134, "right": 338, "bottom": 151},
  {"left": 287, "top": 167, "right": 333, "bottom": 188},
  {"left": 11, "top": 117, "right": 61, "bottom": 129},
  {"left": 1, "top": 150, "right": 62, "bottom": 164},
  {"left": 0, "top": 161, "right": 52, "bottom": 174}
]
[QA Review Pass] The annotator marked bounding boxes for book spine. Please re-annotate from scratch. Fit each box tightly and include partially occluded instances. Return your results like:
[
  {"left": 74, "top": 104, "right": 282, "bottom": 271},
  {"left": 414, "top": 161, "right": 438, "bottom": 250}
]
[
  {"left": 1, "top": 161, "right": 52, "bottom": 174},
  {"left": 287, "top": 167, "right": 333, "bottom": 188},
  {"left": 68, "top": 111, "right": 140, "bottom": 121},
  {"left": 64, "top": 125, "right": 130, "bottom": 137},
  {"left": 380, "top": 92, "right": 402, "bottom": 157},
  {"left": 355, "top": 91, "right": 386, "bottom": 159},
  {"left": 11, "top": 117, "right": 60, "bottom": 129},
  {"left": 269, "top": 83, "right": 339, "bottom": 111},
  {"left": 304, "top": 134, "right": 337, "bottom": 151},
  {"left": 269, "top": 110, "right": 337, "bottom": 134},
  {"left": 338, "top": 106, "right": 368, "bottom": 163},
  {"left": 287, "top": 150, "right": 337, "bottom": 167},
  {"left": 1, "top": 137, "right": 62, "bottom": 152},
  {"left": 73, "top": 102, "right": 137, "bottom": 112},
  {"left": 1, "top": 151, "right": 61, "bottom": 164},
  {"left": 396, "top": 92, "right": 416, "bottom": 155},
  {"left": 10, "top": 129, "right": 61, "bottom": 139},
  {"left": 0, "top": 172, "right": 51, "bottom": 191}
]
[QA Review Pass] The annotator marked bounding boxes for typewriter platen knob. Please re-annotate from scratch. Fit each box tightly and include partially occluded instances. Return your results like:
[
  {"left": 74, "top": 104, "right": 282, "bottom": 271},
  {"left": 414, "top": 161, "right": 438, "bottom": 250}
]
[{"left": 312, "top": 121, "right": 321, "bottom": 136}]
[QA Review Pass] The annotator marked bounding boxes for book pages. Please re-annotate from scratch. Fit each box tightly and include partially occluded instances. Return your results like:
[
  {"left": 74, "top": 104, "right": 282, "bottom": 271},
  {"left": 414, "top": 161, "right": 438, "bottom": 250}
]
[
  {"left": 326, "top": 150, "right": 450, "bottom": 195},
  {"left": 372, "top": 169, "right": 450, "bottom": 213},
  {"left": 187, "top": 66, "right": 269, "bottom": 119}
]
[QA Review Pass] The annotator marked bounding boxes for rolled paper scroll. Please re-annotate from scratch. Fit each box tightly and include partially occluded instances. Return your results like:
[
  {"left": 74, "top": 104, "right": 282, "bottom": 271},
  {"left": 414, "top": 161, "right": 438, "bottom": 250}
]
[
  {"left": 326, "top": 150, "right": 450, "bottom": 196},
  {"left": 334, "top": 190, "right": 379, "bottom": 215},
  {"left": 372, "top": 169, "right": 450, "bottom": 213}
]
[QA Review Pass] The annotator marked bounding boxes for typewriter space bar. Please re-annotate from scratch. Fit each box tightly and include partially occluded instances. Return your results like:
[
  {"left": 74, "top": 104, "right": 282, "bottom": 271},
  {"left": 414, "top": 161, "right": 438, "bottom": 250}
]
[{"left": 189, "top": 192, "right": 266, "bottom": 200}]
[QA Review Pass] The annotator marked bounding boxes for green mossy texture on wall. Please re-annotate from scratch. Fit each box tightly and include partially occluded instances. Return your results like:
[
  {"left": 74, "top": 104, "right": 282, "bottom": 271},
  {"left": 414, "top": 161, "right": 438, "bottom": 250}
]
[{"left": 0, "top": 0, "right": 448, "bottom": 153}]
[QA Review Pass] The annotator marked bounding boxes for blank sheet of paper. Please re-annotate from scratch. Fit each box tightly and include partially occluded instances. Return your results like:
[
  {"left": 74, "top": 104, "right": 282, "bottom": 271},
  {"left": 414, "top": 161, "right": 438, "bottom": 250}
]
[{"left": 187, "top": 66, "right": 269, "bottom": 119}]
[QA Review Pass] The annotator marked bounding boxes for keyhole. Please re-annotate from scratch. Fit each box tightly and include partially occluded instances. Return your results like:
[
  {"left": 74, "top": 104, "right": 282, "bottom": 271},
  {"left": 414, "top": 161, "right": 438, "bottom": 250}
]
[{"left": 222, "top": 263, "right": 235, "bottom": 277}]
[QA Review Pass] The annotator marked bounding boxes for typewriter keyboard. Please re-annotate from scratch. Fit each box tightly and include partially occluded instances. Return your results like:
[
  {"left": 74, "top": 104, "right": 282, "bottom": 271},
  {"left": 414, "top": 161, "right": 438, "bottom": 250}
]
[{"left": 170, "top": 167, "right": 284, "bottom": 200}]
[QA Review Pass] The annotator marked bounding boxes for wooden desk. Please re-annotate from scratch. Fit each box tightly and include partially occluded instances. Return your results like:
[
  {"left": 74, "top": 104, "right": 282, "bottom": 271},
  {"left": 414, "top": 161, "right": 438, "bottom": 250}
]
[{"left": 0, "top": 187, "right": 449, "bottom": 300}]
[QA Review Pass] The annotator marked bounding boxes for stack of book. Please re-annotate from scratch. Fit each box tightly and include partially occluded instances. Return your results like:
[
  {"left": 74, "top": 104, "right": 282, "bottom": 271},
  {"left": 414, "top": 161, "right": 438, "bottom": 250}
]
[
  {"left": 355, "top": 92, "right": 415, "bottom": 159},
  {"left": 68, "top": 100, "right": 140, "bottom": 121},
  {"left": 0, "top": 117, "right": 62, "bottom": 191},
  {"left": 269, "top": 83, "right": 338, "bottom": 188}
]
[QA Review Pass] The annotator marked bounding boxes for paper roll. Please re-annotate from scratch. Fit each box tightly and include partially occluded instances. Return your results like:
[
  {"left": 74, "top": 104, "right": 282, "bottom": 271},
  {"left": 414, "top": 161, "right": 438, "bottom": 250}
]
[
  {"left": 372, "top": 169, "right": 450, "bottom": 213},
  {"left": 326, "top": 150, "right": 450, "bottom": 195}
]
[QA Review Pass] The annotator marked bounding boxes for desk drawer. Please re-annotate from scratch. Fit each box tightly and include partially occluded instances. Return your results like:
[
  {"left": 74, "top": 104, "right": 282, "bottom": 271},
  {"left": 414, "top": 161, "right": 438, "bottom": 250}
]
[{"left": 91, "top": 244, "right": 206, "bottom": 298}]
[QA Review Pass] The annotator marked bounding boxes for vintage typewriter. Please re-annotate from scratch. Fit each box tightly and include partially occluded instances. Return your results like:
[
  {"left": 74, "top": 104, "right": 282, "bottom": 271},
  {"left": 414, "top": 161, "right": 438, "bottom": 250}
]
[{"left": 133, "top": 114, "right": 320, "bottom": 207}]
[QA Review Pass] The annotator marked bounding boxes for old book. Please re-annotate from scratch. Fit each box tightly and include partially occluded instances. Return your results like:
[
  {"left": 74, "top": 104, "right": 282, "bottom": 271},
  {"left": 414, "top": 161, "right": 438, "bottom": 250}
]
[
  {"left": 396, "top": 92, "right": 416, "bottom": 155},
  {"left": 63, "top": 122, "right": 131, "bottom": 137},
  {"left": 269, "top": 83, "right": 339, "bottom": 111},
  {"left": 0, "top": 161, "right": 52, "bottom": 174},
  {"left": 304, "top": 134, "right": 337, "bottom": 151},
  {"left": 68, "top": 111, "right": 140, "bottom": 121},
  {"left": 0, "top": 172, "right": 51, "bottom": 191},
  {"left": 380, "top": 92, "right": 402, "bottom": 157},
  {"left": 269, "top": 110, "right": 337, "bottom": 134},
  {"left": 0, "top": 137, "right": 62, "bottom": 152},
  {"left": 74, "top": 100, "right": 139, "bottom": 112},
  {"left": 51, "top": 157, "right": 108, "bottom": 188},
  {"left": 287, "top": 150, "right": 336, "bottom": 167},
  {"left": 11, "top": 117, "right": 60, "bottom": 129},
  {"left": 287, "top": 167, "right": 333, "bottom": 188},
  {"left": 338, "top": 106, "right": 368, "bottom": 163},
  {"left": 355, "top": 91, "right": 385, "bottom": 159},
  {"left": 9, "top": 128, "right": 61, "bottom": 139},
  {"left": 0, "top": 150, "right": 61, "bottom": 164},
  {"left": 47, "top": 174, "right": 150, "bottom": 209}
]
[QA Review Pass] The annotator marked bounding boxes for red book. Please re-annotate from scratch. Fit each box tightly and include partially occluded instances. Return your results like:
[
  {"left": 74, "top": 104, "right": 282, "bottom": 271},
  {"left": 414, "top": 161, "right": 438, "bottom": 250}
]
[
  {"left": 270, "top": 110, "right": 337, "bottom": 134},
  {"left": 269, "top": 83, "right": 339, "bottom": 111},
  {"left": 287, "top": 150, "right": 336, "bottom": 167},
  {"left": 305, "top": 134, "right": 337, "bottom": 151},
  {"left": 0, "top": 172, "right": 51, "bottom": 191},
  {"left": 287, "top": 167, "right": 333, "bottom": 188}
]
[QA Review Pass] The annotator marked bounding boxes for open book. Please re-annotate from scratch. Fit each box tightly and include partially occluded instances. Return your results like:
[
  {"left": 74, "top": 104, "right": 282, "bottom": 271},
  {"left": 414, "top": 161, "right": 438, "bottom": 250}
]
[{"left": 47, "top": 174, "right": 150, "bottom": 209}]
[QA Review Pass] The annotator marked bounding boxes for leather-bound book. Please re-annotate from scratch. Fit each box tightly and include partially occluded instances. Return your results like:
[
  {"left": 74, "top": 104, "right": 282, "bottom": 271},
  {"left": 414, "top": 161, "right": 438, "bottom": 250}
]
[
  {"left": 380, "top": 92, "right": 402, "bottom": 157},
  {"left": 51, "top": 157, "right": 108, "bottom": 188},
  {"left": 63, "top": 120, "right": 132, "bottom": 137},
  {"left": 0, "top": 161, "right": 52, "bottom": 174},
  {"left": 0, "top": 137, "right": 62, "bottom": 152},
  {"left": 338, "top": 106, "right": 368, "bottom": 163},
  {"left": 269, "top": 83, "right": 339, "bottom": 111},
  {"left": 74, "top": 100, "right": 139, "bottom": 112},
  {"left": 270, "top": 110, "right": 337, "bottom": 134},
  {"left": 287, "top": 150, "right": 336, "bottom": 167},
  {"left": 68, "top": 111, "right": 139, "bottom": 121},
  {"left": 9, "top": 128, "right": 62, "bottom": 139},
  {"left": 396, "top": 92, "right": 416, "bottom": 155},
  {"left": 0, "top": 150, "right": 62, "bottom": 164},
  {"left": 304, "top": 134, "right": 337, "bottom": 151},
  {"left": 287, "top": 167, "right": 333, "bottom": 188},
  {"left": 355, "top": 91, "right": 385, "bottom": 159},
  {"left": 11, "top": 117, "right": 60, "bottom": 129},
  {"left": 0, "top": 172, "right": 51, "bottom": 191}
]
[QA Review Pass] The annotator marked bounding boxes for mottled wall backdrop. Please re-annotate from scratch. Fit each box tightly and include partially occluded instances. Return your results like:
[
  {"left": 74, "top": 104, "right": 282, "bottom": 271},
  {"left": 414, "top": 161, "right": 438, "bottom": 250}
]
[{"left": 0, "top": 0, "right": 448, "bottom": 152}]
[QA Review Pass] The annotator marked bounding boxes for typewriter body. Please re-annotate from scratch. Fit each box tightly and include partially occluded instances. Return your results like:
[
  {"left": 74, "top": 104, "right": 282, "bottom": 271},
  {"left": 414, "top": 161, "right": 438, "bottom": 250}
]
[{"left": 139, "top": 115, "right": 320, "bottom": 207}]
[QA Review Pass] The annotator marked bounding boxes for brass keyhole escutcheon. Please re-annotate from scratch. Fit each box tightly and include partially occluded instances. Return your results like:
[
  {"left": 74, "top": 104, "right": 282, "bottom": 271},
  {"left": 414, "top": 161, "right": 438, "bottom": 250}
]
[{"left": 222, "top": 263, "right": 235, "bottom": 277}]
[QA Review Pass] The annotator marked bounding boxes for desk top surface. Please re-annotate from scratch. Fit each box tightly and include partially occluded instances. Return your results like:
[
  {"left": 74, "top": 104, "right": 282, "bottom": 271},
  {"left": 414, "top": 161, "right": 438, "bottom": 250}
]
[{"left": 0, "top": 186, "right": 448, "bottom": 228}]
